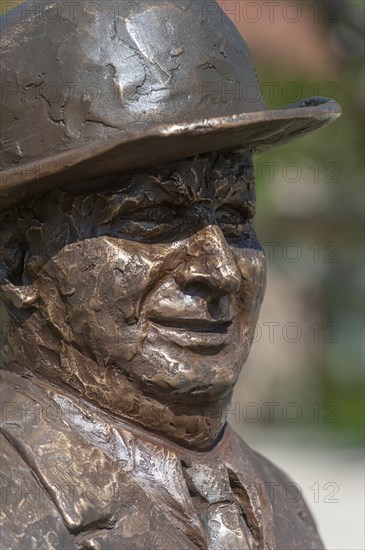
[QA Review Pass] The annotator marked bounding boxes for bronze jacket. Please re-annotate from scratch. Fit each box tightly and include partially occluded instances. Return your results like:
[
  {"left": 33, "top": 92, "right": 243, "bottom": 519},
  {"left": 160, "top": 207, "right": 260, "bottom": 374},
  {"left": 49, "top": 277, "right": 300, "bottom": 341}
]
[{"left": 0, "top": 370, "right": 324, "bottom": 550}]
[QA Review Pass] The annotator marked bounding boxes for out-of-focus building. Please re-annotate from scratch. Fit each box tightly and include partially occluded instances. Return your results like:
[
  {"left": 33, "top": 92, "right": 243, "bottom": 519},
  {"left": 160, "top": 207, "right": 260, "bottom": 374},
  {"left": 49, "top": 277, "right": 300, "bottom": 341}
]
[
  {"left": 219, "top": 0, "right": 345, "bottom": 73},
  {"left": 219, "top": 0, "right": 363, "bottom": 74}
]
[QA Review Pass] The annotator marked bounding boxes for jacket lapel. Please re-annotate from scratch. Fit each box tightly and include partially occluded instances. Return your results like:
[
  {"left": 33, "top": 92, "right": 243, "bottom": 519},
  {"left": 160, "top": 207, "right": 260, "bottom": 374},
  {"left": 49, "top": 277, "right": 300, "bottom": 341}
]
[{"left": 211, "top": 425, "right": 276, "bottom": 550}]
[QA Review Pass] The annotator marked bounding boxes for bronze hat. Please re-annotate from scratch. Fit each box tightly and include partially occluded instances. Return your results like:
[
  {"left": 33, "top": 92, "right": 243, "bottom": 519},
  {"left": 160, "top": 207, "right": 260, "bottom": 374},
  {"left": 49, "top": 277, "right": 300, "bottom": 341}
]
[{"left": 0, "top": 0, "right": 341, "bottom": 210}]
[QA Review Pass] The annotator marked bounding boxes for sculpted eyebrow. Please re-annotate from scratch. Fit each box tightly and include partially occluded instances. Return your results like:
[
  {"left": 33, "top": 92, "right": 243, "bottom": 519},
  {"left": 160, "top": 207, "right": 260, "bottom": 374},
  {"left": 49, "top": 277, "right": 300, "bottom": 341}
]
[
  {"left": 219, "top": 182, "right": 256, "bottom": 211},
  {"left": 119, "top": 192, "right": 169, "bottom": 212},
  {"left": 219, "top": 198, "right": 256, "bottom": 220},
  {"left": 92, "top": 165, "right": 255, "bottom": 225}
]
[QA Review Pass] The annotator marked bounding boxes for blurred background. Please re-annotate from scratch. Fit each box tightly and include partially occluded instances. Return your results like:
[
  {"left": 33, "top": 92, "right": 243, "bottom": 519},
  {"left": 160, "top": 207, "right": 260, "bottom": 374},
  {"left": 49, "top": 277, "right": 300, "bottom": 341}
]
[{"left": 218, "top": 1, "right": 364, "bottom": 548}]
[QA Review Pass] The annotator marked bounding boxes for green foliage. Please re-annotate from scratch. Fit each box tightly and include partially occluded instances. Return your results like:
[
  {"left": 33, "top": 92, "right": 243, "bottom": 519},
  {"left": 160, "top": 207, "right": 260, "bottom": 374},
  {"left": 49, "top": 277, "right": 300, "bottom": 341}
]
[{"left": 254, "top": 61, "right": 364, "bottom": 441}]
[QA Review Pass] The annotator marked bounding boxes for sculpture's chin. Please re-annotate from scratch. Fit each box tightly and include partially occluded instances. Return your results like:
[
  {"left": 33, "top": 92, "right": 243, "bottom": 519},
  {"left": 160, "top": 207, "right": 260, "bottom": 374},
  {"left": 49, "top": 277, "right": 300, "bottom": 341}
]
[
  {"left": 131, "top": 331, "right": 249, "bottom": 403},
  {"left": 141, "top": 379, "right": 235, "bottom": 406},
  {"left": 131, "top": 354, "right": 244, "bottom": 407}
]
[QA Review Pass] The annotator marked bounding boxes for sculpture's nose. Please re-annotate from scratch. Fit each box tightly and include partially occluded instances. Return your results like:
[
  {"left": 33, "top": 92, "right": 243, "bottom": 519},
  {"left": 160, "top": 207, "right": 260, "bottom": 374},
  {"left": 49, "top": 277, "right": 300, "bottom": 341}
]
[{"left": 175, "top": 225, "right": 241, "bottom": 296}]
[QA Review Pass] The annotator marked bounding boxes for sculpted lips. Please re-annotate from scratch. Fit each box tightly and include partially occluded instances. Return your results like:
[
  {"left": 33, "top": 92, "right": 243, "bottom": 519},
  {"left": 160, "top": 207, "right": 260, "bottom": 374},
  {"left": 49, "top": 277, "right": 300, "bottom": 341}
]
[
  {"left": 150, "top": 318, "right": 232, "bottom": 332},
  {"left": 148, "top": 317, "right": 234, "bottom": 349}
]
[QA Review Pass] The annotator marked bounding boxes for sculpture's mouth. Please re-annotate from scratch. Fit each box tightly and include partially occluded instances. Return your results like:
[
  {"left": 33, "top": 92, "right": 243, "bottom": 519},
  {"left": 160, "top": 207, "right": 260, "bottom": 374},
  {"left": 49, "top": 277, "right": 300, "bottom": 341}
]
[
  {"left": 149, "top": 318, "right": 234, "bottom": 349},
  {"left": 150, "top": 318, "right": 232, "bottom": 332}
]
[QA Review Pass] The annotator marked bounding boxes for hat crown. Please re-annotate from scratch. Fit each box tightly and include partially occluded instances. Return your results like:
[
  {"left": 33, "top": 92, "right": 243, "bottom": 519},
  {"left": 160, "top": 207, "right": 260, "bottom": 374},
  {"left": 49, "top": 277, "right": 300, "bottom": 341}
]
[{"left": 1, "top": 0, "right": 265, "bottom": 170}]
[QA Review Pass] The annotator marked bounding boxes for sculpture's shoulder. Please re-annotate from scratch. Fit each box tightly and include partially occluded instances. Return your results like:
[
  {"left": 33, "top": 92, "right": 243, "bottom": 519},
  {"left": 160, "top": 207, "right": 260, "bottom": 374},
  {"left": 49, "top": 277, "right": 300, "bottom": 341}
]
[
  {"left": 220, "top": 425, "right": 325, "bottom": 550},
  {"left": 252, "top": 447, "right": 319, "bottom": 530},
  {"left": 0, "top": 431, "right": 74, "bottom": 549},
  {"left": 0, "top": 371, "right": 76, "bottom": 548},
  {"left": 252, "top": 447, "right": 324, "bottom": 542}
]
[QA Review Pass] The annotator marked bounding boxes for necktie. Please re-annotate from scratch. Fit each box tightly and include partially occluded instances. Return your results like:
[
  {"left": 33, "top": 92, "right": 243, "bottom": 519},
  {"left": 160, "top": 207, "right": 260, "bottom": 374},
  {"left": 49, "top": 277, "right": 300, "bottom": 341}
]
[{"left": 181, "top": 457, "right": 254, "bottom": 549}]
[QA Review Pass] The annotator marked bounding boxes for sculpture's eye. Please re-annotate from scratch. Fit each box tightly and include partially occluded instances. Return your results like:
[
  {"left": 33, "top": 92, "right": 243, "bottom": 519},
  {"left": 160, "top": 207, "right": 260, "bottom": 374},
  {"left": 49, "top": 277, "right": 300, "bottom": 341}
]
[
  {"left": 129, "top": 205, "right": 173, "bottom": 223},
  {"left": 111, "top": 204, "right": 183, "bottom": 241},
  {"left": 216, "top": 206, "right": 254, "bottom": 238}
]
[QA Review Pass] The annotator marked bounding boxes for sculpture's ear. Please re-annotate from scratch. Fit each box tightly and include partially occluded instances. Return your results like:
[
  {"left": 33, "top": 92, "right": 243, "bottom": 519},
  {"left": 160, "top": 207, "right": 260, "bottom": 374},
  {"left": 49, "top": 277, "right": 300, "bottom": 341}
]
[
  {"left": 0, "top": 227, "right": 39, "bottom": 309},
  {"left": 0, "top": 282, "right": 39, "bottom": 309}
]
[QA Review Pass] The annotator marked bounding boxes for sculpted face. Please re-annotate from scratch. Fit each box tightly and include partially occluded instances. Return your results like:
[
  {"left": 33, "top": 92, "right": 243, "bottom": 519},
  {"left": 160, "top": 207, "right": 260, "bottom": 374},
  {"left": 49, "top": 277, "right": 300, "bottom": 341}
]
[{"left": 1, "top": 149, "right": 266, "bottom": 444}]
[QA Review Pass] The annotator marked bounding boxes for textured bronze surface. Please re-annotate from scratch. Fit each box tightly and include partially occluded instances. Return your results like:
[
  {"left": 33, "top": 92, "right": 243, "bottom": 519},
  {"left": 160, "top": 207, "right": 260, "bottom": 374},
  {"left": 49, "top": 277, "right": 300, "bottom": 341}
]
[{"left": 0, "top": 1, "right": 340, "bottom": 548}]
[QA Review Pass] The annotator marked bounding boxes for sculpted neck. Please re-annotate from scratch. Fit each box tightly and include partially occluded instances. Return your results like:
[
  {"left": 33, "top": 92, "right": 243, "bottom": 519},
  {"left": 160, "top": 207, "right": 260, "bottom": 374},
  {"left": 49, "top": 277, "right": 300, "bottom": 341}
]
[{"left": 2, "top": 323, "right": 231, "bottom": 451}]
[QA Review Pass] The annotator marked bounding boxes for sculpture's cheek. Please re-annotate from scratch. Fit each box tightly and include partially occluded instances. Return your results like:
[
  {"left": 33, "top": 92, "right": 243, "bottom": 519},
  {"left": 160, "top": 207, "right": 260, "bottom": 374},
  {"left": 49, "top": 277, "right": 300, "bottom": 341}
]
[
  {"left": 38, "top": 236, "right": 176, "bottom": 364},
  {"left": 95, "top": 236, "right": 175, "bottom": 318},
  {"left": 233, "top": 247, "right": 267, "bottom": 307}
]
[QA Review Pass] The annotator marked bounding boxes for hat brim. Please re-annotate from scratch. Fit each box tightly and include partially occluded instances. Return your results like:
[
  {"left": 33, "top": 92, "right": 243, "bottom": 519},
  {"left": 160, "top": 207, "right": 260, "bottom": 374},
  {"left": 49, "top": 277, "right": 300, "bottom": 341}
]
[{"left": 0, "top": 97, "right": 341, "bottom": 210}]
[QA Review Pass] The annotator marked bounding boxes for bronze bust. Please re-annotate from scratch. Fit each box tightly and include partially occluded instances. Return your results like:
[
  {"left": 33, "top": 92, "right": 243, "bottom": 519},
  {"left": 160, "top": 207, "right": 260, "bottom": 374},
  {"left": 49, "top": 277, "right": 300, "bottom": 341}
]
[{"left": 0, "top": 1, "right": 341, "bottom": 549}]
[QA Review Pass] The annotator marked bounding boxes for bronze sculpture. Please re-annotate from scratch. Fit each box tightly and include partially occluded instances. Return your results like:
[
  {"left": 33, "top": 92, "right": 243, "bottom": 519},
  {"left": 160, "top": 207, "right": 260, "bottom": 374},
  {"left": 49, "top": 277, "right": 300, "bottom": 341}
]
[{"left": 0, "top": 1, "right": 341, "bottom": 548}]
